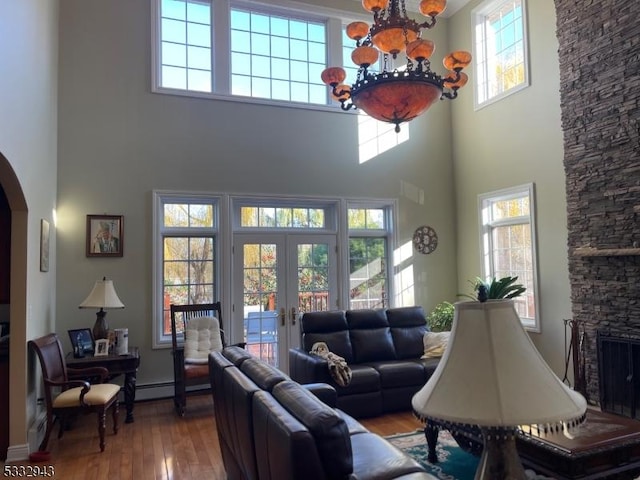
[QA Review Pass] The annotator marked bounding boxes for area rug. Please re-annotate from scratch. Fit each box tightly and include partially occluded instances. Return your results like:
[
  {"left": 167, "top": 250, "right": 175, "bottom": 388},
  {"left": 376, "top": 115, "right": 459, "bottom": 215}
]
[
  {"left": 386, "top": 430, "right": 561, "bottom": 480},
  {"left": 386, "top": 429, "right": 479, "bottom": 480}
]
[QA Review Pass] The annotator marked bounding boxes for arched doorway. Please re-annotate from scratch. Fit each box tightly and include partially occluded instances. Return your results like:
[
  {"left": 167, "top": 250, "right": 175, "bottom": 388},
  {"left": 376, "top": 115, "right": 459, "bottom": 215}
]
[{"left": 0, "top": 152, "right": 29, "bottom": 461}]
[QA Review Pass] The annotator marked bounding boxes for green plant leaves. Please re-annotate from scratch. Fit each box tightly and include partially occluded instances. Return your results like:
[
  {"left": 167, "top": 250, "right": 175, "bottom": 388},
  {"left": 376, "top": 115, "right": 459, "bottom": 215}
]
[{"left": 460, "top": 276, "right": 526, "bottom": 301}]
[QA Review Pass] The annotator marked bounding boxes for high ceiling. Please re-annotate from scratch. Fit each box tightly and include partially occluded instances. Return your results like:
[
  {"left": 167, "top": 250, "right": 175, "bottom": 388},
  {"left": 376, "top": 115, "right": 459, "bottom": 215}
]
[{"left": 352, "top": 0, "right": 471, "bottom": 18}]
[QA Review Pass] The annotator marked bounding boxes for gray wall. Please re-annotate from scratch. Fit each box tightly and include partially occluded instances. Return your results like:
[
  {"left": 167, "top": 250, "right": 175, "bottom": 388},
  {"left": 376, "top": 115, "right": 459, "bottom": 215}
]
[
  {"left": 0, "top": 0, "right": 59, "bottom": 454},
  {"left": 56, "top": 0, "right": 460, "bottom": 387},
  {"left": 450, "top": 0, "right": 571, "bottom": 376}
]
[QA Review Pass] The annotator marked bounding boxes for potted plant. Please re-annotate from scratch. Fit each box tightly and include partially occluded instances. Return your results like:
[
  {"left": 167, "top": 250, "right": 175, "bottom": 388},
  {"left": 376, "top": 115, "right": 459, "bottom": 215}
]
[
  {"left": 426, "top": 301, "right": 455, "bottom": 332},
  {"left": 462, "top": 275, "right": 526, "bottom": 302}
]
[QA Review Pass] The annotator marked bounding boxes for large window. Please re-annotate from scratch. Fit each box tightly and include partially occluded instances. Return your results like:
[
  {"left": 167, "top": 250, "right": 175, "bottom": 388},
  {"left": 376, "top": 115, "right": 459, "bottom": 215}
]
[
  {"left": 348, "top": 206, "right": 391, "bottom": 309},
  {"left": 153, "top": 193, "right": 220, "bottom": 345},
  {"left": 472, "top": 0, "right": 529, "bottom": 108},
  {"left": 154, "top": 193, "right": 395, "bottom": 347},
  {"left": 153, "top": 0, "right": 358, "bottom": 108},
  {"left": 479, "top": 184, "right": 540, "bottom": 331}
]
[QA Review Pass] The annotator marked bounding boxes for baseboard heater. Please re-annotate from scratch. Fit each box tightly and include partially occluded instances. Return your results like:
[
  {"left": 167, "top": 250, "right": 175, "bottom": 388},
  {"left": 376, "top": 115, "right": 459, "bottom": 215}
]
[{"left": 27, "top": 410, "right": 47, "bottom": 453}]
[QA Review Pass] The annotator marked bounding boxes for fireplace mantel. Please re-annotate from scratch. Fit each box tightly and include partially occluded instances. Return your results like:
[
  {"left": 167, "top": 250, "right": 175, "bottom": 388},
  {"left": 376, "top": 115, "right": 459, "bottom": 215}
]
[{"left": 573, "top": 247, "right": 640, "bottom": 257}]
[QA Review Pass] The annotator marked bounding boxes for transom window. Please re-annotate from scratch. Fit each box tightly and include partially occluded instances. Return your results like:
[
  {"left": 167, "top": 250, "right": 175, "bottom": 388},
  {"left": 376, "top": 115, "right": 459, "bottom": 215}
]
[
  {"left": 153, "top": 0, "right": 355, "bottom": 108},
  {"left": 230, "top": 8, "right": 326, "bottom": 103},
  {"left": 472, "top": 0, "right": 529, "bottom": 108},
  {"left": 159, "top": 0, "right": 212, "bottom": 92},
  {"left": 239, "top": 206, "right": 326, "bottom": 228},
  {"left": 479, "top": 184, "right": 540, "bottom": 331}
]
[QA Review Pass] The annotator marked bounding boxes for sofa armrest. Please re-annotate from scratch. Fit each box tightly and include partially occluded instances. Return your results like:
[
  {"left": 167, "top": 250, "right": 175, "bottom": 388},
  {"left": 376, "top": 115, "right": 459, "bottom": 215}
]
[
  {"left": 288, "top": 348, "right": 332, "bottom": 385},
  {"left": 303, "top": 382, "right": 337, "bottom": 407}
]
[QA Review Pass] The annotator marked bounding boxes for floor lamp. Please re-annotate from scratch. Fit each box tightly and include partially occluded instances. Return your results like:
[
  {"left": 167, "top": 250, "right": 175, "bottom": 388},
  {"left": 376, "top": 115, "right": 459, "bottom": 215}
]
[{"left": 412, "top": 299, "right": 587, "bottom": 480}]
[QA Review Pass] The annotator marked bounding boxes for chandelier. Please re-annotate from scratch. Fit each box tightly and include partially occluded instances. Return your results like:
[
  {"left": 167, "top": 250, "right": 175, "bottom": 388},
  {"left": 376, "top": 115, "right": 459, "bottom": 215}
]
[{"left": 321, "top": 0, "right": 471, "bottom": 132}]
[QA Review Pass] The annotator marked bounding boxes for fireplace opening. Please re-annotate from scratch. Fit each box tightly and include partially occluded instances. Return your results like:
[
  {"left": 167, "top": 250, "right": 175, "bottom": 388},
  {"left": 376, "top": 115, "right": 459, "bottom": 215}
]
[{"left": 597, "top": 330, "right": 640, "bottom": 420}]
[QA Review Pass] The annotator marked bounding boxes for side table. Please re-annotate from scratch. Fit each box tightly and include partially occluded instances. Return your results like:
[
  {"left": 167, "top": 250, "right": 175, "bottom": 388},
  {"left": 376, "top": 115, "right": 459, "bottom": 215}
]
[{"left": 66, "top": 347, "right": 140, "bottom": 423}]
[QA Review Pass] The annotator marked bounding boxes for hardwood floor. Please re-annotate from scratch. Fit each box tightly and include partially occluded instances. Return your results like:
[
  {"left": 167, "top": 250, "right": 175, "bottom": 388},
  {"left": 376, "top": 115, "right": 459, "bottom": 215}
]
[{"left": 5, "top": 395, "right": 424, "bottom": 480}]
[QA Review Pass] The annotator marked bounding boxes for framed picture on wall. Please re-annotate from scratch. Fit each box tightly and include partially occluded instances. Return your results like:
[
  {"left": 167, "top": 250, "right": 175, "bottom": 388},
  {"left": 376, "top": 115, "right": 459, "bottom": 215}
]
[
  {"left": 86, "top": 214, "right": 123, "bottom": 257},
  {"left": 40, "top": 219, "right": 50, "bottom": 272}
]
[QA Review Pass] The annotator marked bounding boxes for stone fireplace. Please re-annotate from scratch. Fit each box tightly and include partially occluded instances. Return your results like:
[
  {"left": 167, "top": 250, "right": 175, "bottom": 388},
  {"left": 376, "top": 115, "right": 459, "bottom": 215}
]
[{"left": 555, "top": 0, "right": 640, "bottom": 406}]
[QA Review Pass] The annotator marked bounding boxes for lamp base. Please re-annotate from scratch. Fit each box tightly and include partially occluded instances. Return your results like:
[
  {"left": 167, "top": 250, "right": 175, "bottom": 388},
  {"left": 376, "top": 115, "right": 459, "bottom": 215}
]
[
  {"left": 475, "top": 428, "right": 526, "bottom": 480},
  {"left": 93, "top": 309, "right": 109, "bottom": 340}
]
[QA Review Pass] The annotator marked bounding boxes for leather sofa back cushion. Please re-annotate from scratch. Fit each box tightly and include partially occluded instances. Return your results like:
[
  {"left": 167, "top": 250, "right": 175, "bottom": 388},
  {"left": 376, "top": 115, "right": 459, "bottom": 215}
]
[
  {"left": 347, "top": 309, "right": 397, "bottom": 363},
  {"left": 387, "top": 307, "right": 428, "bottom": 359},
  {"left": 223, "top": 345, "right": 253, "bottom": 366},
  {"left": 241, "top": 357, "right": 289, "bottom": 391},
  {"left": 302, "top": 311, "right": 354, "bottom": 363},
  {"left": 273, "top": 380, "right": 353, "bottom": 479},
  {"left": 252, "top": 390, "right": 326, "bottom": 480}
]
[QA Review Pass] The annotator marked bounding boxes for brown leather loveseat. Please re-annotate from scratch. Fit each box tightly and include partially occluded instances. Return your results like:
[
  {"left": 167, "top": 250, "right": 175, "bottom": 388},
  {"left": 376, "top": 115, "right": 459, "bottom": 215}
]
[
  {"left": 288, "top": 306, "right": 439, "bottom": 418},
  {"left": 209, "top": 346, "right": 437, "bottom": 480}
]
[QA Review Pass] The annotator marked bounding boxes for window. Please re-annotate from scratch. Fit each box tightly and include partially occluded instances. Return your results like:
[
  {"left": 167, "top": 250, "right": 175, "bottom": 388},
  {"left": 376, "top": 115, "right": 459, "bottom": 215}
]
[
  {"left": 472, "top": 0, "right": 529, "bottom": 108},
  {"left": 153, "top": 0, "right": 358, "bottom": 109},
  {"left": 153, "top": 193, "right": 219, "bottom": 346},
  {"left": 479, "top": 184, "right": 540, "bottom": 330},
  {"left": 348, "top": 206, "right": 392, "bottom": 309},
  {"left": 153, "top": 193, "right": 396, "bottom": 347},
  {"left": 230, "top": 8, "right": 327, "bottom": 103},
  {"left": 158, "top": 0, "right": 212, "bottom": 92}
]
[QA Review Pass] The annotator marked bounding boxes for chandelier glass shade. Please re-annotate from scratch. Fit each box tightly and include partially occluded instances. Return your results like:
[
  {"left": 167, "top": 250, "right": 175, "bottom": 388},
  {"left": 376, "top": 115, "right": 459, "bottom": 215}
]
[{"left": 321, "top": 0, "right": 471, "bottom": 132}]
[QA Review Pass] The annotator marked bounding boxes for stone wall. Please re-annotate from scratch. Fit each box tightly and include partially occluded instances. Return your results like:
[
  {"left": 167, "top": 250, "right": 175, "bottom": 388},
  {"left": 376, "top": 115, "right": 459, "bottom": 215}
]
[{"left": 555, "top": 0, "right": 640, "bottom": 404}]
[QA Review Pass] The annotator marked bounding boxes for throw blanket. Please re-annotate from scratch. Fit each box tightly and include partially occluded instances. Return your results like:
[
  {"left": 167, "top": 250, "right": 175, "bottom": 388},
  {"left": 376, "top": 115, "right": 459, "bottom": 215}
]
[{"left": 310, "top": 342, "right": 352, "bottom": 387}]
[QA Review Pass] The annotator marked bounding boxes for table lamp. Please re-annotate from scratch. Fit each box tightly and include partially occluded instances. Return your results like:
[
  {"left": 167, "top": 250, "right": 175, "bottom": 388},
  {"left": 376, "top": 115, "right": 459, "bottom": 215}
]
[
  {"left": 79, "top": 276, "right": 124, "bottom": 340},
  {"left": 412, "top": 299, "right": 587, "bottom": 480}
]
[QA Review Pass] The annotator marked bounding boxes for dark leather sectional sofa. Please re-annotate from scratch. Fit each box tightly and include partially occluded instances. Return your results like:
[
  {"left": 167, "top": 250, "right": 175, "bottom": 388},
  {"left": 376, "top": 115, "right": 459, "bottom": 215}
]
[
  {"left": 209, "top": 346, "right": 437, "bottom": 480},
  {"left": 289, "top": 306, "right": 439, "bottom": 418}
]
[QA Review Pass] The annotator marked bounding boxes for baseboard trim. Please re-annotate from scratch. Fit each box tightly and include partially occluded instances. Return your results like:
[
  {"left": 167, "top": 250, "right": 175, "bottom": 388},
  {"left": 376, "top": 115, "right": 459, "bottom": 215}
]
[{"left": 5, "top": 444, "right": 29, "bottom": 463}]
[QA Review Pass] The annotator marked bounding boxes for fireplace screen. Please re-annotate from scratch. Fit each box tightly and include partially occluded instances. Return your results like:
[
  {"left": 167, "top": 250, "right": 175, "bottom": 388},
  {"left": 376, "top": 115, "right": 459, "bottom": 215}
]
[{"left": 597, "top": 330, "right": 640, "bottom": 420}]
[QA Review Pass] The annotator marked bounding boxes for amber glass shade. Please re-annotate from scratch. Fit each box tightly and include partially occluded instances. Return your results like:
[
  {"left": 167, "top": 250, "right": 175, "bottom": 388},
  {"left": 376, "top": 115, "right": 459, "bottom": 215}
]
[
  {"left": 444, "top": 71, "right": 468, "bottom": 89},
  {"left": 406, "top": 39, "right": 435, "bottom": 62},
  {"left": 443, "top": 50, "right": 472, "bottom": 71},
  {"left": 372, "top": 27, "right": 418, "bottom": 56},
  {"left": 321, "top": 67, "right": 346, "bottom": 86},
  {"left": 352, "top": 79, "right": 442, "bottom": 126},
  {"left": 362, "top": 0, "right": 389, "bottom": 12},
  {"left": 419, "top": 0, "right": 447, "bottom": 17},
  {"left": 346, "top": 22, "right": 370, "bottom": 41},
  {"left": 352, "top": 46, "right": 379, "bottom": 67},
  {"left": 332, "top": 84, "right": 352, "bottom": 101}
]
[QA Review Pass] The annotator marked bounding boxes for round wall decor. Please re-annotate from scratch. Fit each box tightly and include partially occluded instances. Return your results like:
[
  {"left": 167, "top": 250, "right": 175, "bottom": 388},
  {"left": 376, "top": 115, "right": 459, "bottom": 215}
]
[{"left": 413, "top": 225, "right": 438, "bottom": 254}]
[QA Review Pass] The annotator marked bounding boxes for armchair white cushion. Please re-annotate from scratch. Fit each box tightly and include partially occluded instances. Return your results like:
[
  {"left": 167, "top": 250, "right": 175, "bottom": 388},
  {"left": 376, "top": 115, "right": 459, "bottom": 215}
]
[{"left": 183, "top": 316, "right": 223, "bottom": 364}]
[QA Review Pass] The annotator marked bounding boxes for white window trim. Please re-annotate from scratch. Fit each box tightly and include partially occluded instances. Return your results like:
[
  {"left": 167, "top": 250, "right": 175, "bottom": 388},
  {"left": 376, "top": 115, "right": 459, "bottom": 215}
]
[
  {"left": 477, "top": 183, "right": 540, "bottom": 332},
  {"left": 150, "top": 0, "right": 369, "bottom": 115},
  {"left": 153, "top": 191, "right": 397, "bottom": 348},
  {"left": 472, "top": 0, "right": 530, "bottom": 110},
  {"left": 152, "top": 190, "right": 224, "bottom": 348}
]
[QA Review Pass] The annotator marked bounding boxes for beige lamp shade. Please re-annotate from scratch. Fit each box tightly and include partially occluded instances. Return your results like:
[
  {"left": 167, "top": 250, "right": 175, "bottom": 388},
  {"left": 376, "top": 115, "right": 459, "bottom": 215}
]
[
  {"left": 79, "top": 278, "right": 124, "bottom": 309},
  {"left": 412, "top": 300, "right": 586, "bottom": 428}
]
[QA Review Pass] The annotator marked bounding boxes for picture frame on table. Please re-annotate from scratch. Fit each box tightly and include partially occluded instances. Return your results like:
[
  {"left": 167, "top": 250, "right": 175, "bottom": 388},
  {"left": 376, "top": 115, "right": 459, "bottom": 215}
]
[
  {"left": 94, "top": 339, "right": 110, "bottom": 357},
  {"left": 86, "top": 214, "right": 123, "bottom": 257},
  {"left": 68, "top": 328, "right": 94, "bottom": 357}
]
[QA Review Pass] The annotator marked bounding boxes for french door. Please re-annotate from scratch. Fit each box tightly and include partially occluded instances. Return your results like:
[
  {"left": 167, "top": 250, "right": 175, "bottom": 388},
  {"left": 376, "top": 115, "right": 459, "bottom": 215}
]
[{"left": 232, "top": 233, "right": 337, "bottom": 371}]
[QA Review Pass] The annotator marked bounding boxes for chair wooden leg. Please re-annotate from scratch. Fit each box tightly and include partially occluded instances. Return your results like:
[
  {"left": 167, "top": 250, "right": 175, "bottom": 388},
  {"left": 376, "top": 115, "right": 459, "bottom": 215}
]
[
  {"left": 112, "top": 401, "right": 119, "bottom": 434},
  {"left": 97, "top": 408, "right": 107, "bottom": 452},
  {"left": 39, "top": 415, "right": 54, "bottom": 452},
  {"left": 57, "top": 413, "right": 67, "bottom": 440}
]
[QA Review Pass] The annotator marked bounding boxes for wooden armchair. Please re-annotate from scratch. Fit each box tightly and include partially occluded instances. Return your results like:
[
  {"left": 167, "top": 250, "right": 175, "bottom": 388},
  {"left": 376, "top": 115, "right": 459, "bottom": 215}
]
[
  {"left": 27, "top": 333, "right": 120, "bottom": 452},
  {"left": 170, "top": 302, "right": 243, "bottom": 416}
]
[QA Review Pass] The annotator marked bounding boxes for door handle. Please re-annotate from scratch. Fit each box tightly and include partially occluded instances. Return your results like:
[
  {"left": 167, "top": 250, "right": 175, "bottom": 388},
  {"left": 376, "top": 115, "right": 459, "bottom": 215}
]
[
  {"left": 290, "top": 307, "right": 296, "bottom": 326},
  {"left": 280, "top": 307, "right": 286, "bottom": 327}
]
